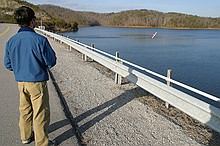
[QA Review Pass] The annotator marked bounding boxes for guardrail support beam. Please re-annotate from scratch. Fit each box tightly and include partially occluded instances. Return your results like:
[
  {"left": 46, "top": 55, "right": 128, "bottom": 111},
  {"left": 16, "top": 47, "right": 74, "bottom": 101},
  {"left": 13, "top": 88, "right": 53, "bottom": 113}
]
[
  {"left": 91, "top": 43, "right": 95, "bottom": 61},
  {"left": 115, "top": 52, "right": 122, "bottom": 85},
  {"left": 166, "top": 69, "right": 172, "bottom": 108},
  {"left": 69, "top": 45, "right": 72, "bottom": 51},
  {"left": 77, "top": 39, "right": 87, "bottom": 61},
  {"left": 82, "top": 54, "right": 87, "bottom": 61}
]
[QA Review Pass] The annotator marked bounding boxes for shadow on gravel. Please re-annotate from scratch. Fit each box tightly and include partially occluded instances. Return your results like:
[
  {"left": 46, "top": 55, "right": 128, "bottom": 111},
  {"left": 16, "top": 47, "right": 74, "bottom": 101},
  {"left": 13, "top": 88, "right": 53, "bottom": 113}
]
[
  {"left": 49, "top": 70, "right": 86, "bottom": 145},
  {"left": 76, "top": 87, "right": 141, "bottom": 134},
  {"left": 208, "top": 132, "right": 220, "bottom": 146},
  {"left": 207, "top": 104, "right": 220, "bottom": 146},
  {"left": 49, "top": 119, "right": 76, "bottom": 145}
]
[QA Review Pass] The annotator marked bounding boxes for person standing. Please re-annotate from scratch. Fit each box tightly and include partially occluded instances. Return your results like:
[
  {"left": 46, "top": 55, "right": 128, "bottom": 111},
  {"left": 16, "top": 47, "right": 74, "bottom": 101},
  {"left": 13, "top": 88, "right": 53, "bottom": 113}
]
[{"left": 4, "top": 6, "right": 56, "bottom": 146}]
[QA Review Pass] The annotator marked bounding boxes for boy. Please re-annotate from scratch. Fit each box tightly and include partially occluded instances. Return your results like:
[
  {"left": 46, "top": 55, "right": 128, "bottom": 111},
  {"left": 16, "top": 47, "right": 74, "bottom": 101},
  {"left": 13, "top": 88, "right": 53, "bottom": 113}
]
[{"left": 4, "top": 6, "right": 56, "bottom": 146}]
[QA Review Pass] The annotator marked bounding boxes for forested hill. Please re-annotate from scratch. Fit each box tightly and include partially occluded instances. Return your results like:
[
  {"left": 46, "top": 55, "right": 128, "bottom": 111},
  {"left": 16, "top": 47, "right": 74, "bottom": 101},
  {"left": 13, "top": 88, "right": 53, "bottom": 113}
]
[
  {"left": 1, "top": 0, "right": 220, "bottom": 30},
  {"left": 0, "top": 0, "right": 78, "bottom": 31},
  {"left": 40, "top": 4, "right": 220, "bottom": 29}
]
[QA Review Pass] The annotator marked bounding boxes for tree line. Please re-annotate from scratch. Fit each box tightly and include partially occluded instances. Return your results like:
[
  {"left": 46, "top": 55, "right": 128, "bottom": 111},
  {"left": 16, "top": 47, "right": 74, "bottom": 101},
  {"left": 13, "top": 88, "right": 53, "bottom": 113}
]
[
  {"left": 39, "top": 5, "right": 220, "bottom": 29},
  {"left": 1, "top": 1, "right": 220, "bottom": 31}
]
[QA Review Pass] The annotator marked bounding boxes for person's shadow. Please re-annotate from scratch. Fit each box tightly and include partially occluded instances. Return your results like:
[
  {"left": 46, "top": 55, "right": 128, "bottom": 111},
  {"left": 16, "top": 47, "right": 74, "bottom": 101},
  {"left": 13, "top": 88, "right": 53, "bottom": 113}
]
[
  {"left": 49, "top": 119, "right": 76, "bottom": 145},
  {"left": 47, "top": 86, "right": 144, "bottom": 145},
  {"left": 48, "top": 69, "right": 143, "bottom": 145},
  {"left": 76, "top": 87, "right": 141, "bottom": 133},
  {"left": 48, "top": 69, "right": 84, "bottom": 145},
  {"left": 76, "top": 68, "right": 140, "bottom": 133}
]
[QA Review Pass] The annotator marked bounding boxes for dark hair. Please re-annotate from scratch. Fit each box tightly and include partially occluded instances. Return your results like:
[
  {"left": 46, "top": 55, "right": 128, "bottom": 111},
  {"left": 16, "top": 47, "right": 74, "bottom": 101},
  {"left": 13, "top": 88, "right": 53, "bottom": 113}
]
[{"left": 14, "top": 6, "right": 36, "bottom": 27}]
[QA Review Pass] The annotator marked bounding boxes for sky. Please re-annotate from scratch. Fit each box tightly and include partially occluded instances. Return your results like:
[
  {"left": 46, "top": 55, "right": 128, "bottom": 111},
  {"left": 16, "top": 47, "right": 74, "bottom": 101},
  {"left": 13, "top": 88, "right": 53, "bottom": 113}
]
[{"left": 24, "top": 0, "right": 220, "bottom": 18}]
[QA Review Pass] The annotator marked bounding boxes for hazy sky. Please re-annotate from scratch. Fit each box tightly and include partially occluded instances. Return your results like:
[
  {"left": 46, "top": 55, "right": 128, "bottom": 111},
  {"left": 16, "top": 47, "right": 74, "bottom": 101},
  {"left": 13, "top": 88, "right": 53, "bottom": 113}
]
[{"left": 25, "top": 0, "right": 220, "bottom": 18}]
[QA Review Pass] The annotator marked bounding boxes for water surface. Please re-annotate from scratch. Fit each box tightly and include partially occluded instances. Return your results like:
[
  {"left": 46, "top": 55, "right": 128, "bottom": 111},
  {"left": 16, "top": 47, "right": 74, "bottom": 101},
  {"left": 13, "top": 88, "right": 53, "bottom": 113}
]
[{"left": 60, "top": 27, "right": 220, "bottom": 98}]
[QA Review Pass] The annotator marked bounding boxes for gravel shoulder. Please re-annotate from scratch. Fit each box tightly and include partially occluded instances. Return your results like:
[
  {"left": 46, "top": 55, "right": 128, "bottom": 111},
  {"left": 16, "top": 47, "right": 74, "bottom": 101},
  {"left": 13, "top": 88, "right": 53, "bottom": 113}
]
[{"left": 48, "top": 37, "right": 212, "bottom": 146}]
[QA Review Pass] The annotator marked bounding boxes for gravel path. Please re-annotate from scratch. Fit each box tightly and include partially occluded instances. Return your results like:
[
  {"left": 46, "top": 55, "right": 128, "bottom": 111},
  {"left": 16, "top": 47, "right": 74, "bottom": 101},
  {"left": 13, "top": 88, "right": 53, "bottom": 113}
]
[{"left": 48, "top": 37, "right": 203, "bottom": 146}]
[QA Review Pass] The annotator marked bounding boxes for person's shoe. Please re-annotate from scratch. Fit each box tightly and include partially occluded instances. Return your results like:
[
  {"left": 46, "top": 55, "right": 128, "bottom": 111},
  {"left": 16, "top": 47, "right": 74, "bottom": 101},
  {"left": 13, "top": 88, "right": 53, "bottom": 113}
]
[
  {"left": 22, "top": 139, "right": 31, "bottom": 144},
  {"left": 21, "top": 133, "right": 34, "bottom": 144},
  {"left": 48, "top": 140, "right": 57, "bottom": 146}
]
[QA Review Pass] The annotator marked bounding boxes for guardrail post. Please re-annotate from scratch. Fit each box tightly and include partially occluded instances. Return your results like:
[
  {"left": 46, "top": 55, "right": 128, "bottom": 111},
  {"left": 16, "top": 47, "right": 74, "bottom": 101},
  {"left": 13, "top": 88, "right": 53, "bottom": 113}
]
[
  {"left": 82, "top": 54, "right": 85, "bottom": 61},
  {"left": 91, "top": 43, "right": 95, "bottom": 51},
  {"left": 166, "top": 69, "right": 172, "bottom": 108},
  {"left": 81, "top": 40, "right": 87, "bottom": 61},
  {"left": 115, "top": 52, "right": 122, "bottom": 85},
  {"left": 91, "top": 43, "right": 95, "bottom": 61},
  {"left": 69, "top": 45, "right": 72, "bottom": 51},
  {"left": 82, "top": 48, "right": 88, "bottom": 61},
  {"left": 76, "top": 39, "right": 85, "bottom": 60},
  {"left": 84, "top": 53, "right": 87, "bottom": 61}
]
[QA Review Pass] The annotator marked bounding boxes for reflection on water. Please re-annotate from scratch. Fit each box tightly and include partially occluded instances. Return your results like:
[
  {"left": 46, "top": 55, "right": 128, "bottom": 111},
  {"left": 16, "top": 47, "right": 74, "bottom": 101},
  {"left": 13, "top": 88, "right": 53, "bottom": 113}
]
[
  {"left": 60, "top": 26, "right": 220, "bottom": 98},
  {"left": 118, "top": 33, "right": 149, "bottom": 39},
  {"left": 73, "top": 36, "right": 121, "bottom": 39}
]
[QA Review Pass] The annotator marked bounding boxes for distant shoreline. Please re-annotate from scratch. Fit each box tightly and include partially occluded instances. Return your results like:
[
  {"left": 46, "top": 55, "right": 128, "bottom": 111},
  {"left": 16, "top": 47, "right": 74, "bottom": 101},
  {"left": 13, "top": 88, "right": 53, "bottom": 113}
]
[{"left": 75, "top": 25, "right": 220, "bottom": 31}]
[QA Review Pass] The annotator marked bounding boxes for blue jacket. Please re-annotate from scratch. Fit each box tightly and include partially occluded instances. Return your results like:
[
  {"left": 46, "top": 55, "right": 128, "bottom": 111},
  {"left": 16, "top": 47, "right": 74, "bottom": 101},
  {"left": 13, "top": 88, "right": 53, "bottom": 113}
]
[{"left": 4, "top": 27, "right": 56, "bottom": 82}]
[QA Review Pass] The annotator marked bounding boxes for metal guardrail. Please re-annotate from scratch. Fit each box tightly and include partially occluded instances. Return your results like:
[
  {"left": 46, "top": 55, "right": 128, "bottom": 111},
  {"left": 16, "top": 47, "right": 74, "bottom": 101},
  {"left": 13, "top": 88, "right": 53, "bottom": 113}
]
[{"left": 35, "top": 28, "right": 220, "bottom": 133}]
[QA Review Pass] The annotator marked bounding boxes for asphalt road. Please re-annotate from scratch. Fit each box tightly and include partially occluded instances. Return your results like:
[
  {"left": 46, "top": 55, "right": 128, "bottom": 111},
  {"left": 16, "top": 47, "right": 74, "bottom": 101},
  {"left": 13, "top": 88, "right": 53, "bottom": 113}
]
[{"left": 0, "top": 23, "right": 79, "bottom": 146}]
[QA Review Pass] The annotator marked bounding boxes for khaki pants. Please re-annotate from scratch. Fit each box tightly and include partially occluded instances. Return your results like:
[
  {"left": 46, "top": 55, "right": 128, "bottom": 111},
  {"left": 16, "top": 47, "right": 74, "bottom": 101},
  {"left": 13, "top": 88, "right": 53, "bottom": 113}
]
[{"left": 18, "top": 81, "right": 50, "bottom": 146}]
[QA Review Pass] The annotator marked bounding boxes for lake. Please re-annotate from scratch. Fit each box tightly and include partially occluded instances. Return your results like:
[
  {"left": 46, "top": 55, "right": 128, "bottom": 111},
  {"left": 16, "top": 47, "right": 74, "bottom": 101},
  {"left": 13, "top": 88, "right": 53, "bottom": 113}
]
[{"left": 60, "top": 26, "right": 220, "bottom": 98}]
